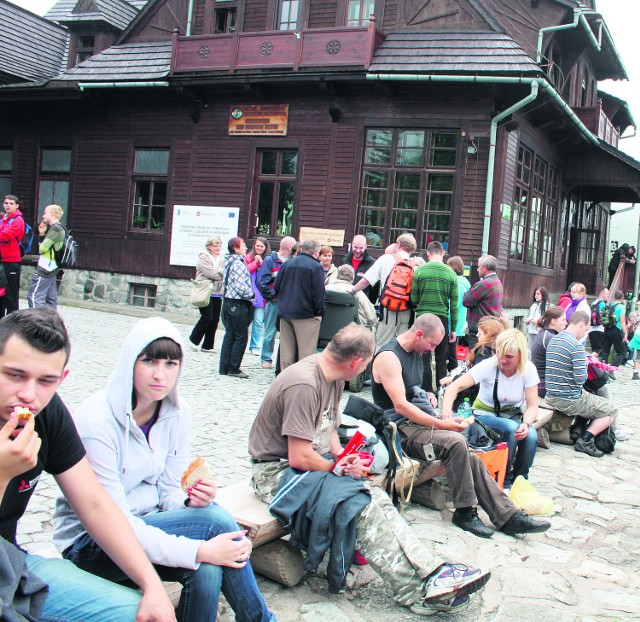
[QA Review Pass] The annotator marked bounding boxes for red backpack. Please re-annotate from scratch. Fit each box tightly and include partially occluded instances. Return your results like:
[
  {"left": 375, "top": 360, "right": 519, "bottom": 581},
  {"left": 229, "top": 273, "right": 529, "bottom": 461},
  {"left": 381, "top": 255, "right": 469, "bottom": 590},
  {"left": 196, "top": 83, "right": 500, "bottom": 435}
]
[{"left": 379, "top": 255, "right": 414, "bottom": 312}]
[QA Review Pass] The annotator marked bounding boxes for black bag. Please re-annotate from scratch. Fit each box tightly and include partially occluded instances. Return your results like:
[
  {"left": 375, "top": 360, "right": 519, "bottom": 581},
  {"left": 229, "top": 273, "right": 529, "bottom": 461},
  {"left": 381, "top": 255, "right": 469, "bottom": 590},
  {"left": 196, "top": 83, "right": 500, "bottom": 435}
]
[
  {"left": 343, "top": 395, "right": 401, "bottom": 502},
  {"left": 570, "top": 416, "right": 616, "bottom": 454},
  {"left": 492, "top": 368, "right": 524, "bottom": 423},
  {"left": 0, "top": 264, "right": 8, "bottom": 291}
]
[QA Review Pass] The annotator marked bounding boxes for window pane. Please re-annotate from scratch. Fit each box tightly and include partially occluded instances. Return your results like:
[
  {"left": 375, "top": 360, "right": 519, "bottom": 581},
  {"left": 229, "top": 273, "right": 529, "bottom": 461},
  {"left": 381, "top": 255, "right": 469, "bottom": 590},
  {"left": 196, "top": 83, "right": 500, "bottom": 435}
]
[
  {"left": 150, "top": 182, "right": 166, "bottom": 230},
  {"left": 0, "top": 179, "right": 11, "bottom": 198},
  {"left": 396, "top": 131, "right": 424, "bottom": 166},
  {"left": 278, "top": 0, "right": 299, "bottom": 29},
  {"left": 0, "top": 149, "right": 12, "bottom": 172},
  {"left": 429, "top": 131, "right": 458, "bottom": 167},
  {"left": 276, "top": 183, "right": 295, "bottom": 236},
  {"left": 367, "top": 129, "right": 393, "bottom": 147},
  {"left": 347, "top": 0, "right": 361, "bottom": 25},
  {"left": 256, "top": 182, "right": 275, "bottom": 236},
  {"left": 132, "top": 181, "right": 151, "bottom": 229},
  {"left": 365, "top": 129, "right": 392, "bottom": 165},
  {"left": 395, "top": 172, "right": 420, "bottom": 190},
  {"left": 261, "top": 151, "right": 277, "bottom": 175},
  {"left": 427, "top": 213, "right": 450, "bottom": 232},
  {"left": 393, "top": 210, "right": 417, "bottom": 230},
  {"left": 134, "top": 150, "right": 169, "bottom": 175},
  {"left": 362, "top": 171, "right": 388, "bottom": 207},
  {"left": 428, "top": 174, "right": 454, "bottom": 192},
  {"left": 38, "top": 180, "right": 69, "bottom": 225},
  {"left": 365, "top": 146, "right": 391, "bottom": 165},
  {"left": 42, "top": 149, "right": 71, "bottom": 173},
  {"left": 281, "top": 151, "right": 297, "bottom": 175},
  {"left": 426, "top": 193, "right": 452, "bottom": 212}
]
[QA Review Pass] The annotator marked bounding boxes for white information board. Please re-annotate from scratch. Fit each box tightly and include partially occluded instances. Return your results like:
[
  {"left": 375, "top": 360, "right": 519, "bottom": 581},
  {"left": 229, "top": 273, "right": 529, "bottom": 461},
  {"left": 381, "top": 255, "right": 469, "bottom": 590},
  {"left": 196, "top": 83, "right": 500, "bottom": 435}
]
[{"left": 169, "top": 205, "right": 240, "bottom": 267}]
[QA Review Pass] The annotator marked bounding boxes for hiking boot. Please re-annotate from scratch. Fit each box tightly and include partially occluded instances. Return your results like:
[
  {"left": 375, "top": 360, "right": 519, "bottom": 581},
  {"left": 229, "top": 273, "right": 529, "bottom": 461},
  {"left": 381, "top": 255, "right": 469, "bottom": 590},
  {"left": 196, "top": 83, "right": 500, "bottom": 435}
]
[
  {"left": 574, "top": 436, "right": 604, "bottom": 457},
  {"left": 409, "top": 593, "right": 474, "bottom": 616},
  {"left": 228, "top": 370, "right": 249, "bottom": 379},
  {"left": 423, "top": 563, "right": 490, "bottom": 602},
  {"left": 500, "top": 510, "right": 551, "bottom": 536},
  {"left": 452, "top": 508, "right": 494, "bottom": 538}
]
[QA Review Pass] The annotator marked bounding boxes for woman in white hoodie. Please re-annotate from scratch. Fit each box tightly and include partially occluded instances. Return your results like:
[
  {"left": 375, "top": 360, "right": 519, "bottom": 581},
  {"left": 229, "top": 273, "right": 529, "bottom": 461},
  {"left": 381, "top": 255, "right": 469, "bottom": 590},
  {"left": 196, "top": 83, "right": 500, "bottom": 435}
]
[{"left": 52, "top": 317, "right": 275, "bottom": 622}]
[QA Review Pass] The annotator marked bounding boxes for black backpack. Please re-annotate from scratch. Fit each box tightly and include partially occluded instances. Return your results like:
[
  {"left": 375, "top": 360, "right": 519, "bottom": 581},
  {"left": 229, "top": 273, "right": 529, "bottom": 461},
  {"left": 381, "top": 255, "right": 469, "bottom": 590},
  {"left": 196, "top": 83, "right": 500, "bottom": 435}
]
[
  {"left": 600, "top": 303, "right": 616, "bottom": 328},
  {"left": 590, "top": 300, "right": 603, "bottom": 327}
]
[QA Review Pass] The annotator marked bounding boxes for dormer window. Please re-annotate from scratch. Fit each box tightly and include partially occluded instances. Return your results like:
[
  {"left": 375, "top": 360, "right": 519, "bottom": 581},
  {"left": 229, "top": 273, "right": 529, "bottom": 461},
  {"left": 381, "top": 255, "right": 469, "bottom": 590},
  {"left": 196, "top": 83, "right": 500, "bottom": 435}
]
[{"left": 76, "top": 35, "right": 95, "bottom": 64}]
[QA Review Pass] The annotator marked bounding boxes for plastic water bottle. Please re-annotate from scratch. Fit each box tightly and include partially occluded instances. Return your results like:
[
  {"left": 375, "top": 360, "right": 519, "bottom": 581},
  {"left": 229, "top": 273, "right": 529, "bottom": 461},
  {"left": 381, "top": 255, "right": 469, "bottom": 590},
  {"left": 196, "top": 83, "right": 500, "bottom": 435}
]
[{"left": 457, "top": 398, "right": 473, "bottom": 418}]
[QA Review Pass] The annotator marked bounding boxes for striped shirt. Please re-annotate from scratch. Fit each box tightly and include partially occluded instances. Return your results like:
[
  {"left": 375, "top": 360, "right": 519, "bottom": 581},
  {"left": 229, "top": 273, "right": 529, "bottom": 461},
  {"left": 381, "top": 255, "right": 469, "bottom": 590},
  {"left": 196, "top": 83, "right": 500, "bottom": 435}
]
[
  {"left": 410, "top": 261, "right": 458, "bottom": 329},
  {"left": 544, "top": 331, "right": 588, "bottom": 400}
]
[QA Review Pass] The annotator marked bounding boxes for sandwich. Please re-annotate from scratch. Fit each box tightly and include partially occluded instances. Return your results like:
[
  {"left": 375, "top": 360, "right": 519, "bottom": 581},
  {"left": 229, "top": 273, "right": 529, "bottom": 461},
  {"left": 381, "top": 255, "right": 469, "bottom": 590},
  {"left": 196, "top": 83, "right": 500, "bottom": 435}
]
[
  {"left": 459, "top": 415, "right": 475, "bottom": 428},
  {"left": 181, "top": 456, "right": 212, "bottom": 492},
  {"left": 15, "top": 407, "right": 34, "bottom": 422}
]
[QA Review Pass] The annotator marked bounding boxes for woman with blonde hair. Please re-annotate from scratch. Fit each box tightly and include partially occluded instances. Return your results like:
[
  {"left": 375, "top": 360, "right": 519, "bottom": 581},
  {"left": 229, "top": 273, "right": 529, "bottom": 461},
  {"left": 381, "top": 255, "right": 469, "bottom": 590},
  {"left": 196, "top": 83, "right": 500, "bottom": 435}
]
[
  {"left": 188, "top": 235, "right": 225, "bottom": 352},
  {"left": 565, "top": 282, "right": 590, "bottom": 323},
  {"left": 443, "top": 328, "right": 540, "bottom": 487}
]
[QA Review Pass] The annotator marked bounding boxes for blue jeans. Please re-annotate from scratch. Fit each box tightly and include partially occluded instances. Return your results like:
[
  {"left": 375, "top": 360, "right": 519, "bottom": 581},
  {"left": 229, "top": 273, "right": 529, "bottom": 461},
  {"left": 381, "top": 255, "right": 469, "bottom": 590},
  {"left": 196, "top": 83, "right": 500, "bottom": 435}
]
[
  {"left": 63, "top": 505, "right": 273, "bottom": 622},
  {"left": 250, "top": 305, "right": 265, "bottom": 353},
  {"left": 475, "top": 414, "right": 538, "bottom": 484},
  {"left": 260, "top": 300, "right": 279, "bottom": 364}
]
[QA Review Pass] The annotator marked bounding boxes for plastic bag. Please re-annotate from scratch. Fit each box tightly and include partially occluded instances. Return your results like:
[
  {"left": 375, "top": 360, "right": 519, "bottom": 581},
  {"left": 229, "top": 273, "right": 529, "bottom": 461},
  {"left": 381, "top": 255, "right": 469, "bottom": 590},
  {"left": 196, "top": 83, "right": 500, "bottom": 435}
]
[{"left": 508, "top": 476, "right": 554, "bottom": 515}]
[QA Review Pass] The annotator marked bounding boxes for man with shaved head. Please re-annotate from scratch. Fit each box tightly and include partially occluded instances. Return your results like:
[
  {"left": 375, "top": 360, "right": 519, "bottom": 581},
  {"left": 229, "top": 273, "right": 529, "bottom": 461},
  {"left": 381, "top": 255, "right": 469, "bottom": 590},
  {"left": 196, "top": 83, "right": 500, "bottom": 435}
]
[{"left": 342, "top": 234, "right": 377, "bottom": 302}]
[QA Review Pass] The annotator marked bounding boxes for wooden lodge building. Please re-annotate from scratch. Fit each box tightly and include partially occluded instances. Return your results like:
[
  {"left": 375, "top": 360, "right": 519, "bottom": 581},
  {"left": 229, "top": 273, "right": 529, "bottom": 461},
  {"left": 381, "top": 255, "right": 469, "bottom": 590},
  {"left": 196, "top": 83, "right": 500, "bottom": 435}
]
[{"left": 1, "top": 0, "right": 639, "bottom": 313}]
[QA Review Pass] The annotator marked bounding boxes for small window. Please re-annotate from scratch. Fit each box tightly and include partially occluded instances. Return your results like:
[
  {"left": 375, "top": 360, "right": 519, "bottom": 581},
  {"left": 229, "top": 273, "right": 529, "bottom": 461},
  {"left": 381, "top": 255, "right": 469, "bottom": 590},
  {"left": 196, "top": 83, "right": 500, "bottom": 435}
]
[
  {"left": 129, "top": 283, "right": 157, "bottom": 308},
  {"left": 347, "top": 0, "right": 375, "bottom": 26},
  {"left": 277, "top": 0, "right": 300, "bottom": 30},
  {"left": 76, "top": 35, "right": 95, "bottom": 64},
  {"left": 38, "top": 148, "right": 71, "bottom": 225},
  {"left": 0, "top": 148, "right": 12, "bottom": 198},
  {"left": 131, "top": 149, "right": 170, "bottom": 232},
  {"left": 215, "top": 6, "right": 236, "bottom": 32}
]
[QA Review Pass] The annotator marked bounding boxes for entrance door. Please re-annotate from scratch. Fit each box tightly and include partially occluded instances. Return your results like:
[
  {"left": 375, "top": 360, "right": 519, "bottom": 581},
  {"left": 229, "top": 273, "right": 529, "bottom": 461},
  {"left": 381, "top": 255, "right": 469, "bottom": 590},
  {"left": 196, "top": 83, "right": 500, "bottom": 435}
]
[{"left": 568, "top": 228, "right": 600, "bottom": 291}]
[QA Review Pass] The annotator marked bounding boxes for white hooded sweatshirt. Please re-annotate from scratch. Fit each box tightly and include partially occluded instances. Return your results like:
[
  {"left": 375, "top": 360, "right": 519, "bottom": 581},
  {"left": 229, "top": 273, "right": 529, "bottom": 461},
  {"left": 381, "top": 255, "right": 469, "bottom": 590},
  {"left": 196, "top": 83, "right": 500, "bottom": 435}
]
[{"left": 52, "top": 317, "right": 203, "bottom": 569}]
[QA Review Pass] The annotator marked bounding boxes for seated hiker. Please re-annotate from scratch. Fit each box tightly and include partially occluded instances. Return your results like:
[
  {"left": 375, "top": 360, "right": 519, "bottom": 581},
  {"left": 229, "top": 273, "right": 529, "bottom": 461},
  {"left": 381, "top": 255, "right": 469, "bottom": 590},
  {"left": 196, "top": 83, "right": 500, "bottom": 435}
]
[
  {"left": 249, "top": 323, "right": 491, "bottom": 616},
  {"left": 443, "top": 329, "right": 540, "bottom": 488},
  {"left": 52, "top": 317, "right": 275, "bottom": 622},
  {"left": 371, "top": 314, "right": 549, "bottom": 539},
  {"left": 544, "top": 311, "right": 619, "bottom": 458},
  {"left": 0, "top": 309, "right": 175, "bottom": 622}
]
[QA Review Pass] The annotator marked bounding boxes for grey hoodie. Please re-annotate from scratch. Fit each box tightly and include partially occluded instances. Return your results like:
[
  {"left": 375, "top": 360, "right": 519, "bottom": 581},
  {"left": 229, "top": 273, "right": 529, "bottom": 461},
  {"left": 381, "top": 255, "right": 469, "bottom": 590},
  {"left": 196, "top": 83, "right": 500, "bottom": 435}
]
[{"left": 52, "top": 317, "right": 202, "bottom": 569}]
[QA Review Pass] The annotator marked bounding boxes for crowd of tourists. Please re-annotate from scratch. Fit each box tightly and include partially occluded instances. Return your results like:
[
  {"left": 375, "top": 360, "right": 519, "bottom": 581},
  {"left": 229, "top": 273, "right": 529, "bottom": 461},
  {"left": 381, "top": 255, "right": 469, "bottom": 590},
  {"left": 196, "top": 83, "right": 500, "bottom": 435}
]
[{"left": 0, "top": 217, "right": 636, "bottom": 620}]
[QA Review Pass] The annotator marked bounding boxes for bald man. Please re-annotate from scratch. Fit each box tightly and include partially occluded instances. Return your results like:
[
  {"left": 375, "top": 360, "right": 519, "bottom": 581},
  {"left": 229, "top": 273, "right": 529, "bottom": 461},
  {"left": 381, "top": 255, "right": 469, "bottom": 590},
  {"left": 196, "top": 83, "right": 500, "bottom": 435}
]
[{"left": 342, "top": 234, "right": 377, "bottom": 303}]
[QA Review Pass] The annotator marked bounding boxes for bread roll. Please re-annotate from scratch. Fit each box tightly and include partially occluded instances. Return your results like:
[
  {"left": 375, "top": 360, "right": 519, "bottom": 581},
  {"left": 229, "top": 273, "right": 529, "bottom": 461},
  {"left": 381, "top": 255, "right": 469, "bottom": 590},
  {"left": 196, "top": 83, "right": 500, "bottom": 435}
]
[{"left": 181, "top": 456, "right": 212, "bottom": 492}]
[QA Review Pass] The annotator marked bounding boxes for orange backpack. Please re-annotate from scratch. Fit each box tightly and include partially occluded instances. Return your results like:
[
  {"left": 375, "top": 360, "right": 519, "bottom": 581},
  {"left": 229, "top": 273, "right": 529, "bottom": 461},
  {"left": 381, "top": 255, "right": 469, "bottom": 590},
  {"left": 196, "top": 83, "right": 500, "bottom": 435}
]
[{"left": 379, "top": 255, "right": 414, "bottom": 312}]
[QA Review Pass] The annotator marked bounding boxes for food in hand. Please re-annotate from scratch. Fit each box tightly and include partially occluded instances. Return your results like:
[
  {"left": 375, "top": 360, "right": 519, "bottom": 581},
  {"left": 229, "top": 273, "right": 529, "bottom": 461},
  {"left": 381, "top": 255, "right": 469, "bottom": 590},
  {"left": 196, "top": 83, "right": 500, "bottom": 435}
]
[
  {"left": 181, "top": 456, "right": 212, "bottom": 492},
  {"left": 15, "top": 407, "right": 34, "bottom": 422},
  {"left": 458, "top": 415, "right": 475, "bottom": 428}
]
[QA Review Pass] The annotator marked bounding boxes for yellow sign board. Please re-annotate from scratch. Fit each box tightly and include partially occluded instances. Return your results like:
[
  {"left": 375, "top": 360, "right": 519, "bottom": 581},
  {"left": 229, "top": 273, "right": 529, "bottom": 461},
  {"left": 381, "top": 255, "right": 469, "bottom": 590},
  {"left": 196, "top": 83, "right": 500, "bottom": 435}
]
[
  {"left": 229, "top": 104, "right": 289, "bottom": 136},
  {"left": 299, "top": 227, "right": 345, "bottom": 247}
]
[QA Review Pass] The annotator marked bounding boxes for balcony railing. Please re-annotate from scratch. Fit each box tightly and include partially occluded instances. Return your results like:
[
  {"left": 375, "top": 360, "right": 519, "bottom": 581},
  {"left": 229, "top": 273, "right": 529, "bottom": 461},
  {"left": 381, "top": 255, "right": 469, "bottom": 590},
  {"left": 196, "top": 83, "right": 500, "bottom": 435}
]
[
  {"left": 575, "top": 100, "right": 620, "bottom": 148},
  {"left": 171, "top": 21, "right": 384, "bottom": 75}
]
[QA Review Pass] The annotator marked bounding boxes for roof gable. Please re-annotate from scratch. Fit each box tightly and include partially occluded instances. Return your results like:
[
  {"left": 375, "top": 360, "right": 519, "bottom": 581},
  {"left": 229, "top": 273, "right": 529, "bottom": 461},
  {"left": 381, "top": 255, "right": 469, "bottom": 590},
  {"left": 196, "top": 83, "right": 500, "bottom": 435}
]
[
  {"left": 46, "top": 0, "right": 141, "bottom": 31},
  {"left": 399, "top": 0, "right": 502, "bottom": 31},
  {"left": 0, "top": 0, "right": 69, "bottom": 83}
]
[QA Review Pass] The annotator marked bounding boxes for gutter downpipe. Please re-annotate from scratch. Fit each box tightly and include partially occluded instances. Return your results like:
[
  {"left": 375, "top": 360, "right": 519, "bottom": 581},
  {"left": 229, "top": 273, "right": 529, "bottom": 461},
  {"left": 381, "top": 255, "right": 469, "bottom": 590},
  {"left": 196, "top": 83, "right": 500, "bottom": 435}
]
[
  {"left": 366, "top": 74, "right": 598, "bottom": 254},
  {"left": 186, "top": 0, "right": 195, "bottom": 36},
  {"left": 77, "top": 82, "right": 170, "bottom": 90},
  {"left": 536, "top": 8, "right": 600, "bottom": 64}
]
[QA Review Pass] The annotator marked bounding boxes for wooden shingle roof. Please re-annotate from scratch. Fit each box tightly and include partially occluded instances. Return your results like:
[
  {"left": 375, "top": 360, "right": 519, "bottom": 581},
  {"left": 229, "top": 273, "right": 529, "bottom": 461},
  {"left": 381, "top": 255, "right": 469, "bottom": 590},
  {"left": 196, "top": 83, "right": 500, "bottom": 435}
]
[
  {"left": 369, "top": 30, "right": 542, "bottom": 75},
  {"left": 55, "top": 40, "right": 171, "bottom": 81},
  {"left": 0, "top": 0, "right": 68, "bottom": 83},
  {"left": 45, "top": 0, "right": 140, "bottom": 32}
]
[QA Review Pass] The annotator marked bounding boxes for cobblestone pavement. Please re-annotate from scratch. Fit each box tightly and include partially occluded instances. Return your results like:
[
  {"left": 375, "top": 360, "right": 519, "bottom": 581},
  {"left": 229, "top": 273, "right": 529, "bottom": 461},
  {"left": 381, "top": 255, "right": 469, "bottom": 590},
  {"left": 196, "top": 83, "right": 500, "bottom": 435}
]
[{"left": 18, "top": 301, "right": 640, "bottom": 621}]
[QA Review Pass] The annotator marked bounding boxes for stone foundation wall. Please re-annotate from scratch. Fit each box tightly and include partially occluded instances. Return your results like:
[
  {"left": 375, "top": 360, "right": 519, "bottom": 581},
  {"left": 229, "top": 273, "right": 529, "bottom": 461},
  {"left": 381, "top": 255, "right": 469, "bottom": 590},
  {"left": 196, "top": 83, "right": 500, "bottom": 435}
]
[{"left": 20, "top": 266, "right": 200, "bottom": 318}]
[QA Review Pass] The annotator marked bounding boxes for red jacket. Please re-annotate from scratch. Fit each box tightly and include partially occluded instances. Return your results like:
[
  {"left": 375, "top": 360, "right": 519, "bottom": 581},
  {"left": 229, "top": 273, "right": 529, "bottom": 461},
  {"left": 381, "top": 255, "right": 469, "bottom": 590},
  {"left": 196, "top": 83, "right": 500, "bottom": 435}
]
[{"left": 0, "top": 209, "right": 26, "bottom": 262}]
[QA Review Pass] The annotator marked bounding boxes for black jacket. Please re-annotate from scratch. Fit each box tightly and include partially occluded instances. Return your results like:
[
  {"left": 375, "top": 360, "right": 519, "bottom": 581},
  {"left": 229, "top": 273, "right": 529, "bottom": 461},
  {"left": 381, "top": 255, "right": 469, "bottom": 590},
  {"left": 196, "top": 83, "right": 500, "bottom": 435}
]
[
  {"left": 274, "top": 252, "right": 325, "bottom": 319},
  {"left": 268, "top": 466, "right": 370, "bottom": 593},
  {"left": 342, "top": 250, "right": 378, "bottom": 303}
]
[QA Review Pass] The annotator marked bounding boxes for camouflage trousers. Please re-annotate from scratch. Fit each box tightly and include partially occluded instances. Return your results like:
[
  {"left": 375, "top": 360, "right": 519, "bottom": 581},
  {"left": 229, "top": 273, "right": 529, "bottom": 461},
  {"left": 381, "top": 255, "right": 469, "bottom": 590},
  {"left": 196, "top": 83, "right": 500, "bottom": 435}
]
[{"left": 251, "top": 461, "right": 444, "bottom": 607}]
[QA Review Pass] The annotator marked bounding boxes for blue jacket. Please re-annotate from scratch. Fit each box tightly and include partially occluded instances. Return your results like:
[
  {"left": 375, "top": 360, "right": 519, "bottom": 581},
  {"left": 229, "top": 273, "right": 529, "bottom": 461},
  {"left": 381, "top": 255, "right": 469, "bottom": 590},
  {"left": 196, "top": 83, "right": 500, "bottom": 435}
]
[
  {"left": 274, "top": 252, "right": 325, "bottom": 319},
  {"left": 268, "top": 466, "right": 370, "bottom": 593},
  {"left": 256, "top": 251, "right": 283, "bottom": 302}
]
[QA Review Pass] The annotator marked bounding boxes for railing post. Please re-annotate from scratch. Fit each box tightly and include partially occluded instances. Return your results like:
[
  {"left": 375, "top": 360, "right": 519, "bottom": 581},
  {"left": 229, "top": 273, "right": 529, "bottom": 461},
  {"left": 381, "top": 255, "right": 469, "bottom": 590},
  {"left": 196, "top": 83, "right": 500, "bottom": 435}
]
[
  {"left": 230, "top": 32, "right": 239, "bottom": 73},
  {"left": 364, "top": 15, "right": 376, "bottom": 69},
  {"left": 169, "top": 28, "right": 179, "bottom": 76}
]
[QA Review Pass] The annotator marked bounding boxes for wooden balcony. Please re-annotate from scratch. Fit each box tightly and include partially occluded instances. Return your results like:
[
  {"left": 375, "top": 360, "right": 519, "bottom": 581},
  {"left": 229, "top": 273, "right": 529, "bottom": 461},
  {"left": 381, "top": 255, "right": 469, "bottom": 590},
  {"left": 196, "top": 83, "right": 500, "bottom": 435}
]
[
  {"left": 575, "top": 100, "right": 620, "bottom": 148},
  {"left": 170, "top": 21, "right": 384, "bottom": 75}
]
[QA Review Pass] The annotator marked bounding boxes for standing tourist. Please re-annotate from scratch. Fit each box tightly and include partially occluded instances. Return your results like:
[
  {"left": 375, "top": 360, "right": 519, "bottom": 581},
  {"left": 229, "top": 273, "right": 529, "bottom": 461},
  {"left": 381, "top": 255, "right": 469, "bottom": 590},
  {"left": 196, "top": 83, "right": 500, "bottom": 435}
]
[
  {"left": 524, "top": 287, "right": 550, "bottom": 350},
  {"left": 0, "top": 194, "right": 25, "bottom": 316},
  {"left": 341, "top": 234, "right": 376, "bottom": 302},
  {"left": 188, "top": 236, "right": 224, "bottom": 353},
  {"left": 245, "top": 237, "right": 271, "bottom": 356},
  {"left": 319, "top": 245, "right": 338, "bottom": 285},
  {"left": 27, "top": 204, "right": 65, "bottom": 309},
  {"left": 462, "top": 255, "right": 503, "bottom": 349},
  {"left": 589, "top": 288, "right": 609, "bottom": 355},
  {"left": 599, "top": 290, "right": 628, "bottom": 379},
  {"left": 219, "top": 238, "right": 253, "bottom": 379}
]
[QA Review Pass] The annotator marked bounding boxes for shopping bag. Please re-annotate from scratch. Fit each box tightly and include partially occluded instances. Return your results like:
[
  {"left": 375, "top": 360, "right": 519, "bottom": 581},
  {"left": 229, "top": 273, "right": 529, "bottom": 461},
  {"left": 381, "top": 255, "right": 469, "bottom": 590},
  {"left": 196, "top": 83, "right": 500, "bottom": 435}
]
[{"left": 508, "top": 475, "right": 554, "bottom": 515}]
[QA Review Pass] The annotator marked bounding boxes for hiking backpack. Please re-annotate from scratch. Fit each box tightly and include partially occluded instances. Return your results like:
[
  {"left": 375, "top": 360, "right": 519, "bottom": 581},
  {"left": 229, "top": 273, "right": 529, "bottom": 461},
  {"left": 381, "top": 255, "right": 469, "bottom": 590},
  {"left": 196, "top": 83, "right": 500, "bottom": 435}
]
[
  {"left": 590, "top": 299, "right": 603, "bottom": 327},
  {"left": 600, "top": 302, "right": 616, "bottom": 328},
  {"left": 54, "top": 224, "right": 78, "bottom": 268},
  {"left": 379, "top": 256, "right": 414, "bottom": 312},
  {"left": 19, "top": 222, "right": 34, "bottom": 256}
]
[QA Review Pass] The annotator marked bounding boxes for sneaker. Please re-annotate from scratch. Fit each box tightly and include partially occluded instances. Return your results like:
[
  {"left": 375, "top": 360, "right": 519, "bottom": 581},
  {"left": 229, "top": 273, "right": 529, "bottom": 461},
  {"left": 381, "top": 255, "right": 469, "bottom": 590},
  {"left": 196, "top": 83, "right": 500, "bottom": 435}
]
[
  {"left": 500, "top": 510, "right": 551, "bottom": 536},
  {"left": 574, "top": 436, "right": 604, "bottom": 457},
  {"left": 261, "top": 362, "right": 273, "bottom": 369},
  {"left": 201, "top": 347, "right": 216, "bottom": 354},
  {"left": 228, "top": 371, "right": 249, "bottom": 379},
  {"left": 188, "top": 341, "right": 199, "bottom": 352},
  {"left": 424, "top": 563, "right": 490, "bottom": 602},
  {"left": 409, "top": 593, "right": 474, "bottom": 616},
  {"left": 452, "top": 508, "right": 494, "bottom": 538},
  {"left": 250, "top": 350, "right": 260, "bottom": 356}
]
